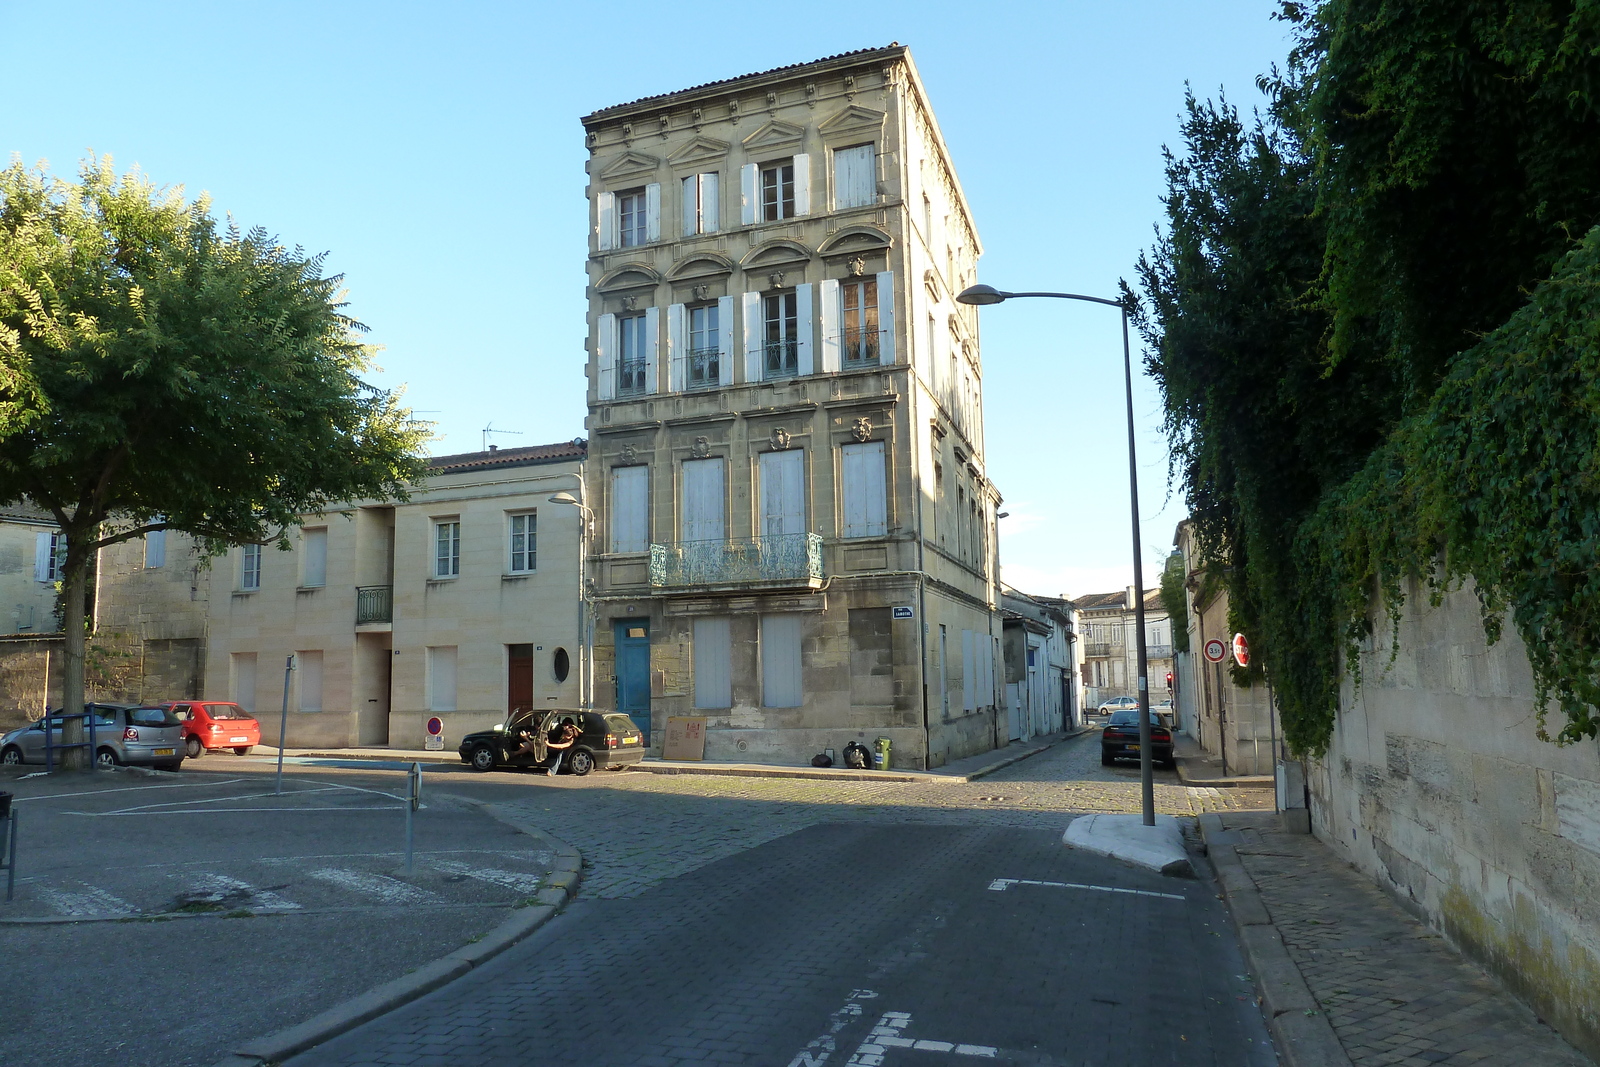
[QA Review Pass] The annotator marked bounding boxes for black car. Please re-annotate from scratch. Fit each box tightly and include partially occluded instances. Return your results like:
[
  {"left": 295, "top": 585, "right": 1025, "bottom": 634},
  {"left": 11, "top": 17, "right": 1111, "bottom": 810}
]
[
  {"left": 1100, "top": 708, "right": 1176, "bottom": 768},
  {"left": 458, "top": 709, "right": 645, "bottom": 776}
]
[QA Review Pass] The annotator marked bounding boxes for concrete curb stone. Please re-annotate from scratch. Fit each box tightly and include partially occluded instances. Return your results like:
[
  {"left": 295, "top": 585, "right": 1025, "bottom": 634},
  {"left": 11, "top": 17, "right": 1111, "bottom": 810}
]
[
  {"left": 210, "top": 796, "right": 583, "bottom": 1067},
  {"left": 1198, "top": 813, "right": 1352, "bottom": 1067}
]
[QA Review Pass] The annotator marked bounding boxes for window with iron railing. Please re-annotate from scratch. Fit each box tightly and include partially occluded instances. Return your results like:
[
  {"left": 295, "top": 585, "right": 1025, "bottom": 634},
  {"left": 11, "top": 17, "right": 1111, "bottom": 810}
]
[
  {"left": 618, "top": 312, "right": 648, "bottom": 395},
  {"left": 688, "top": 304, "right": 720, "bottom": 389},
  {"left": 841, "top": 278, "right": 879, "bottom": 367},
  {"left": 763, "top": 291, "right": 798, "bottom": 378}
]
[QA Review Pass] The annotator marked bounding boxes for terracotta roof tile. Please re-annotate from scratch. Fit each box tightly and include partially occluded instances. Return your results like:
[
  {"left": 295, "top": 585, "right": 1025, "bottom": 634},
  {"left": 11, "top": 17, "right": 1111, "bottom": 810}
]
[{"left": 428, "top": 439, "right": 587, "bottom": 475}]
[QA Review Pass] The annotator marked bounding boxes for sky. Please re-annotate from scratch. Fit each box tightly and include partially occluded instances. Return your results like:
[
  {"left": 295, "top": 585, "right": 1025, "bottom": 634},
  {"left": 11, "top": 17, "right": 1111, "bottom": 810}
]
[{"left": 1, "top": 0, "right": 1294, "bottom": 600}]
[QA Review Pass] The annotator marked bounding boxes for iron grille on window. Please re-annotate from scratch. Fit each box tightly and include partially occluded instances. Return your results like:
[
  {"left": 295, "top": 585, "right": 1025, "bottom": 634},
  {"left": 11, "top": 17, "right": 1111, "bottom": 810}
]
[
  {"left": 842, "top": 326, "right": 879, "bottom": 367},
  {"left": 763, "top": 340, "right": 798, "bottom": 378},
  {"left": 688, "top": 347, "right": 721, "bottom": 389},
  {"left": 617, "top": 359, "right": 646, "bottom": 395},
  {"left": 355, "top": 585, "right": 393, "bottom": 624}
]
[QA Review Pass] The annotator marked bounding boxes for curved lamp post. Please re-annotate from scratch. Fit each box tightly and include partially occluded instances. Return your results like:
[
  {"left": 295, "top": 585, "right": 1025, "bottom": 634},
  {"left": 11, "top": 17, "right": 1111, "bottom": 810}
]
[
  {"left": 956, "top": 283, "right": 1155, "bottom": 826},
  {"left": 547, "top": 491, "right": 595, "bottom": 710}
]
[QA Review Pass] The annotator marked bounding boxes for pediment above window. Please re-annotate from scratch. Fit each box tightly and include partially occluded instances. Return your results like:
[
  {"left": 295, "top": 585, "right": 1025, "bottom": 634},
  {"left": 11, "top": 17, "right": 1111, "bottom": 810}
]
[
  {"left": 740, "top": 239, "right": 813, "bottom": 269},
  {"left": 740, "top": 119, "right": 807, "bottom": 156},
  {"left": 598, "top": 151, "right": 661, "bottom": 181},
  {"left": 667, "top": 136, "right": 730, "bottom": 168},
  {"left": 596, "top": 264, "right": 662, "bottom": 292},
  {"left": 818, "top": 104, "right": 886, "bottom": 137},
  {"left": 666, "top": 253, "right": 734, "bottom": 280},
  {"left": 818, "top": 226, "right": 892, "bottom": 256}
]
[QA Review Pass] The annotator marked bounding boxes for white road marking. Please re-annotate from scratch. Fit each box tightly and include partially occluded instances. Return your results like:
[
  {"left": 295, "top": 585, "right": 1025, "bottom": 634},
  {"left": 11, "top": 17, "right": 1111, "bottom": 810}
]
[
  {"left": 69, "top": 806, "right": 401, "bottom": 816},
  {"left": 307, "top": 867, "right": 437, "bottom": 905},
  {"left": 192, "top": 873, "right": 302, "bottom": 911},
  {"left": 786, "top": 989, "right": 877, "bottom": 1067},
  {"left": 850, "top": 1013, "right": 998, "bottom": 1063},
  {"left": 427, "top": 859, "right": 545, "bottom": 893},
  {"left": 34, "top": 883, "right": 135, "bottom": 918},
  {"left": 987, "top": 877, "right": 1185, "bottom": 901},
  {"left": 11, "top": 778, "right": 253, "bottom": 804}
]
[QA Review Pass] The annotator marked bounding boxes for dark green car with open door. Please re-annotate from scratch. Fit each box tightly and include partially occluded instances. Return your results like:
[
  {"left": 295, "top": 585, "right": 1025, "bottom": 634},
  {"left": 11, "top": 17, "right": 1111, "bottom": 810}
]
[{"left": 457, "top": 709, "right": 645, "bottom": 775}]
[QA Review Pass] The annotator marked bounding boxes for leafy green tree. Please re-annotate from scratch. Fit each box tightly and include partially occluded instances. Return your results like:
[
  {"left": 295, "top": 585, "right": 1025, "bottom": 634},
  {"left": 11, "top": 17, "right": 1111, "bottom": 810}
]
[
  {"left": 1157, "top": 551, "right": 1190, "bottom": 655},
  {"left": 0, "top": 157, "right": 427, "bottom": 770}
]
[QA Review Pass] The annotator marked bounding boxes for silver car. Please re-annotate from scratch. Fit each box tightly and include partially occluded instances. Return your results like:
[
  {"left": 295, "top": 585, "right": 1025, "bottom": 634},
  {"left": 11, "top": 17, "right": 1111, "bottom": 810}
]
[{"left": 0, "top": 703, "right": 186, "bottom": 771}]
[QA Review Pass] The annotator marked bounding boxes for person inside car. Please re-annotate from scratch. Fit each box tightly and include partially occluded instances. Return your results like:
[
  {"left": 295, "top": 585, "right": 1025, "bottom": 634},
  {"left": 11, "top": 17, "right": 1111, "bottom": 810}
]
[
  {"left": 511, "top": 712, "right": 546, "bottom": 763},
  {"left": 544, "top": 715, "right": 580, "bottom": 776}
]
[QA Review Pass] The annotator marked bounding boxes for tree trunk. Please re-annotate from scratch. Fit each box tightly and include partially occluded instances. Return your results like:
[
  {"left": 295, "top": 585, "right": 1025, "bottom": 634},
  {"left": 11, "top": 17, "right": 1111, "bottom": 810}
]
[{"left": 57, "top": 539, "right": 90, "bottom": 773}]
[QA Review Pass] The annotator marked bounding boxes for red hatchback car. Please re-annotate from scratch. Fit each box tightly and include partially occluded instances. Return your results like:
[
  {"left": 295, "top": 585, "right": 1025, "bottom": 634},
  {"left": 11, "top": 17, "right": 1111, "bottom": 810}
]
[{"left": 163, "top": 701, "right": 262, "bottom": 759}]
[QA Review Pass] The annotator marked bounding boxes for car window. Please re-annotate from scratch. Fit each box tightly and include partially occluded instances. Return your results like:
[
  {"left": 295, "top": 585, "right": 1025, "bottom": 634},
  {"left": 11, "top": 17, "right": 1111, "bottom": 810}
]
[
  {"left": 603, "top": 714, "right": 638, "bottom": 734},
  {"left": 130, "top": 706, "right": 180, "bottom": 727},
  {"left": 1108, "top": 709, "right": 1162, "bottom": 727},
  {"left": 204, "top": 703, "right": 250, "bottom": 720},
  {"left": 171, "top": 705, "right": 193, "bottom": 721}
]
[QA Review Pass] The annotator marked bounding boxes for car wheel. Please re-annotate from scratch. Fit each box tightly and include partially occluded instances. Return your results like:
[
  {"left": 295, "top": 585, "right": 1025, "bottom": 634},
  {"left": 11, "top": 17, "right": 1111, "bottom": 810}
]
[
  {"left": 233, "top": 746, "right": 252, "bottom": 756},
  {"left": 470, "top": 745, "right": 498, "bottom": 772},
  {"left": 96, "top": 747, "right": 121, "bottom": 770},
  {"left": 1, "top": 746, "right": 21, "bottom": 765},
  {"left": 185, "top": 736, "right": 204, "bottom": 759},
  {"left": 1100, "top": 750, "right": 1114, "bottom": 766},
  {"left": 566, "top": 749, "right": 595, "bottom": 777}
]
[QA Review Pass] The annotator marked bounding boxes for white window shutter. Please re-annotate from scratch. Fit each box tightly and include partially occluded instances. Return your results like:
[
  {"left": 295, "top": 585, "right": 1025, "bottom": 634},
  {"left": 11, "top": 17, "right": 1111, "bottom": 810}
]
[
  {"left": 644, "top": 305, "right": 660, "bottom": 393},
  {"left": 681, "top": 177, "right": 698, "bottom": 237},
  {"left": 716, "top": 295, "right": 734, "bottom": 385},
  {"left": 759, "top": 449, "right": 805, "bottom": 537},
  {"left": 596, "top": 191, "right": 615, "bottom": 252},
  {"left": 34, "top": 530, "right": 51, "bottom": 582},
  {"left": 876, "top": 270, "right": 896, "bottom": 363},
  {"left": 792, "top": 153, "right": 810, "bottom": 215},
  {"left": 742, "top": 291, "right": 762, "bottom": 383},
  {"left": 740, "top": 163, "right": 758, "bottom": 226},
  {"left": 818, "top": 279, "right": 841, "bottom": 373},
  {"left": 693, "top": 616, "right": 733, "bottom": 709},
  {"left": 760, "top": 614, "right": 804, "bottom": 708},
  {"left": 794, "top": 282, "right": 813, "bottom": 376},
  {"left": 702, "top": 172, "right": 719, "bottom": 231},
  {"left": 611, "top": 466, "right": 648, "bottom": 553},
  {"left": 666, "top": 303, "right": 686, "bottom": 393},
  {"left": 645, "top": 183, "right": 661, "bottom": 243},
  {"left": 962, "top": 630, "right": 976, "bottom": 711},
  {"left": 841, "top": 441, "right": 887, "bottom": 538},
  {"left": 681, "top": 458, "right": 725, "bottom": 542},
  {"left": 597, "top": 313, "right": 618, "bottom": 400}
]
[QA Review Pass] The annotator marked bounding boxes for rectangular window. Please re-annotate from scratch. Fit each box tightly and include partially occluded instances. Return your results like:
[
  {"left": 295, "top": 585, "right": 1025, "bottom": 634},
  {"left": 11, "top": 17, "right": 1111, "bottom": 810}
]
[
  {"left": 761, "top": 613, "right": 803, "bottom": 708},
  {"left": 144, "top": 526, "right": 166, "bottom": 569},
  {"left": 610, "top": 466, "right": 649, "bottom": 553},
  {"left": 758, "top": 448, "right": 805, "bottom": 538},
  {"left": 301, "top": 527, "right": 327, "bottom": 588},
  {"left": 618, "top": 312, "right": 648, "bottom": 395},
  {"left": 841, "top": 440, "right": 888, "bottom": 538},
  {"left": 509, "top": 512, "right": 536, "bottom": 573},
  {"left": 617, "top": 187, "right": 647, "bottom": 247},
  {"left": 241, "top": 542, "right": 262, "bottom": 590},
  {"left": 33, "top": 530, "right": 68, "bottom": 584},
  {"left": 762, "top": 291, "right": 799, "bottom": 378},
  {"left": 681, "top": 457, "right": 726, "bottom": 543},
  {"left": 434, "top": 520, "right": 460, "bottom": 578},
  {"left": 681, "top": 172, "right": 719, "bottom": 235},
  {"left": 231, "top": 652, "right": 257, "bottom": 713},
  {"left": 693, "top": 616, "right": 732, "bottom": 709},
  {"left": 761, "top": 159, "right": 795, "bottom": 221},
  {"left": 841, "top": 278, "right": 879, "bottom": 366},
  {"left": 833, "top": 144, "right": 876, "bottom": 209},
  {"left": 297, "top": 650, "right": 324, "bottom": 712},
  {"left": 687, "top": 304, "right": 720, "bottom": 389},
  {"left": 428, "top": 646, "right": 458, "bottom": 712}
]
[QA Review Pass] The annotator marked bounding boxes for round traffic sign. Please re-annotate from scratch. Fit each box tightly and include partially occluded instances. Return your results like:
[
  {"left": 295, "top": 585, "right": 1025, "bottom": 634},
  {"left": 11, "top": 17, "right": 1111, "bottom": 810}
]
[
  {"left": 426, "top": 716, "right": 444, "bottom": 736},
  {"left": 1233, "top": 633, "right": 1251, "bottom": 667},
  {"left": 1203, "top": 638, "right": 1227, "bottom": 663}
]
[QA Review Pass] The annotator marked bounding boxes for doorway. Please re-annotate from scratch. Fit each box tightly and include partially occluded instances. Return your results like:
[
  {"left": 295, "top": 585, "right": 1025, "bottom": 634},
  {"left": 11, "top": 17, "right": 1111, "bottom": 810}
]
[
  {"left": 615, "top": 620, "right": 652, "bottom": 742},
  {"left": 508, "top": 644, "right": 533, "bottom": 717}
]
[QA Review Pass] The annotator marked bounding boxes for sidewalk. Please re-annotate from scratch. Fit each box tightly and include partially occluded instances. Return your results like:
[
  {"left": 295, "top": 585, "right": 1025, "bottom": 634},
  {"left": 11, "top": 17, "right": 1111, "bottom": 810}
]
[
  {"left": 1174, "top": 732, "right": 1273, "bottom": 787},
  {"left": 260, "top": 726, "right": 1090, "bottom": 784},
  {"left": 1201, "top": 810, "right": 1591, "bottom": 1067}
]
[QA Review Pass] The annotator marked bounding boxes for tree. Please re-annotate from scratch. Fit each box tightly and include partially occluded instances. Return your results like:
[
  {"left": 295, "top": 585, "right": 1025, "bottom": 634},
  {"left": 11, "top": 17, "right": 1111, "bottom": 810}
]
[
  {"left": 0, "top": 157, "right": 428, "bottom": 770},
  {"left": 1157, "top": 551, "right": 1190, "bottom": 655}
]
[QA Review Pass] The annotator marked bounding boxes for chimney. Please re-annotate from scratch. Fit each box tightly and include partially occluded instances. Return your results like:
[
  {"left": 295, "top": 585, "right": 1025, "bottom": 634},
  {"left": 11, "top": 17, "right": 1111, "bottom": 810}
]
[
  {"left": 488, "top": 444, "right": 498, "bottom": 452},
  {"left": 1126, "top": 584, "right": 1136, "bottom": 611}
]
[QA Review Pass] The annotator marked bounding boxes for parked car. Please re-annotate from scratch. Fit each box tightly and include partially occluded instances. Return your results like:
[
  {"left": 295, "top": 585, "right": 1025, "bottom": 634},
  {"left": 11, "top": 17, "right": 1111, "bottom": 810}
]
[
  {"left": 1100, "top": 708, "right": 1176, "bottom": 768},
  {"left": 459, "top": 709, "right": 644, "bottom": 776},
  {"left": 0, "top": 704, "right": 186, "bottom": 771},
  {"left": 1097, "top": 696, "right": 1140, "bottom": 717},
  {"left": 161, "top": 701, "right": 261, "bottom": 758}
]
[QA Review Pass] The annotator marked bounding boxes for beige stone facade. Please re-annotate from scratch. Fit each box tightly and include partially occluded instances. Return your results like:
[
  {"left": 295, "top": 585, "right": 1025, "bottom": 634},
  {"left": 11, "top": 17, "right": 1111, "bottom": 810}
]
[
  {"left": 202, "top": 443, "right": 587, "bottom": 750},
  {"left": 0, "top": 505, "right": 64, "bottom": 636},
  {"left": 579, "top": 46, "right": 1003, "bottom": 768},
  {"left": 1073, "top": 587, "right": 1174, "bottom": 713}
]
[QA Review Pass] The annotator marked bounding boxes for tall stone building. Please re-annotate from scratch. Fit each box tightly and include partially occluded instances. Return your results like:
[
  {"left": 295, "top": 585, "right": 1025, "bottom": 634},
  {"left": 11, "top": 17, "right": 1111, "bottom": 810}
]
[{"left": 579, "top": 45, "right": 1002, "bottom": 769}]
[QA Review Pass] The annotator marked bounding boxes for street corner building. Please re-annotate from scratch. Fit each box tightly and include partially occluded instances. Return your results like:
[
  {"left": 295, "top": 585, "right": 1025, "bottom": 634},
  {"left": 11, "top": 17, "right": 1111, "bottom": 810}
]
[
  {"left": 579, "top": 45, "right": 1003, "bottom": 769},
  {"left": 201, "top": 441, "right": 590, "bottom": 750}
]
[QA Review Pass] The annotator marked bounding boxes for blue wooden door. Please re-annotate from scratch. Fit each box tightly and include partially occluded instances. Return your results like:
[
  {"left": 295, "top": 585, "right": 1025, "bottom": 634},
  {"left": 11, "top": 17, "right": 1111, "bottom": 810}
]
[{"left": 615, "top": 621, "right": 652, "bottom": 742}]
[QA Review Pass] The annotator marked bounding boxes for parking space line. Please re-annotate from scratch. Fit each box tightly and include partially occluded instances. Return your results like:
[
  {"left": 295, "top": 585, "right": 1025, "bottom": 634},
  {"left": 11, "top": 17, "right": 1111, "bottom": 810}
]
[
  {"left": 67, "top": 805, "right": 403, "bottom": 816},
  {"left": 10, "top": 777, "right": 254, "bottom": 804},
  {"left": 986, "top": 877, "right": 1185, "bottom": 901},
  {"left": 306, "top": 867, "right": 438, "bottom": 905}
]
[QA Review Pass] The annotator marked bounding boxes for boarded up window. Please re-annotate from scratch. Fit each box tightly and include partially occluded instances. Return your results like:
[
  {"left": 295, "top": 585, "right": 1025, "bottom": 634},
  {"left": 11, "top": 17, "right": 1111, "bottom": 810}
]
[
  {"left": 297, "top": 650, "right": 324, "bottom": 712},
  {"left": 849, "top": 607, "right": 894, "bottom": 706},
  {"left": 429, "top": 646, "right": 457, "bottom": 712},
  {"left": 841, "top": 441, "right": 887, "bottom": 538},
  {"left": 611, "top": 466, "right": 649, "bottom": 553},
  {"left": 693, "top": 616, "right": 732, "bottom": 709},
  {"left": 761, "top": 614, "right": 803, "bottom": 708}
]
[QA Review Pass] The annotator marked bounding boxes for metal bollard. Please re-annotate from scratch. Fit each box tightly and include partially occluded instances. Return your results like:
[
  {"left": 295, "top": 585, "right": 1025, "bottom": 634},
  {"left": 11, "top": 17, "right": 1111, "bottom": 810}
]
[
  {"left": 404, "top": 763, "right": 421, "bottom": 873},
  {"left": 2, "top": 809, "right": 16, "bottom": 903}
]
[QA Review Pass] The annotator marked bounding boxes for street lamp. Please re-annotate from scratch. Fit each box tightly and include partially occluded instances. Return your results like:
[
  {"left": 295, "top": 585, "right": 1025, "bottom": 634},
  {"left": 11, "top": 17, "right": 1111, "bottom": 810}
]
[
  {"left": 547, "top": 491, "right": 595, "bottom": 710},
  {"left": 956, "top": 283, "right": 1156, "bottom": 826}
]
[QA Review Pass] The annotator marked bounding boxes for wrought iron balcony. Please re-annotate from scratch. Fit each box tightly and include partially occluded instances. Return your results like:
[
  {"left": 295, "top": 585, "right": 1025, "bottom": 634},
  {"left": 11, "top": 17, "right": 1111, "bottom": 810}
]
[
  {"left": 1146, "top": 644, "right": 1173, "bottom": 659},
  {"left": 842, "top": 326, "right": 880, "bottom": 367},
  {"left": 1086, "top": 642, "right": 1116, "bottom": 658},
  {"left": 763, "top": 339, "right": 799, "bottom": 378},
  {"left": 355, "top": 585, "right": 393, "bottom": 624},
  {"left": 687, "top": 347, "right": 721, "bottom": 390},
  {"left": 617, "top": 358, "right": 647, "bottom": 396},
  {"left": 649, "top": 533, "right": 824, "bottom": 589}
]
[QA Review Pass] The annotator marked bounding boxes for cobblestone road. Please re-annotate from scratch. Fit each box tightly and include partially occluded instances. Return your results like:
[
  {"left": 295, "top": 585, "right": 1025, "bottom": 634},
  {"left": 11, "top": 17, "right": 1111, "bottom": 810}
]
[{"left": 475, "top": 729, "right": 1273, "bottom": 899}]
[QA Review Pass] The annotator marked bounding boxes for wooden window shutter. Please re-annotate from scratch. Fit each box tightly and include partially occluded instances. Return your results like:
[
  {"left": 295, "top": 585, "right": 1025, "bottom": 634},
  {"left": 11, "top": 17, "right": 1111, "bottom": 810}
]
[
  {"left": 597, "top": 313, "right": 618, "bottom": 400},
  {"left": 818, "top": 279, "right": 841, "bottom": 373},
  {"left": 794, "top": 283, "right": 814, "bottom": 376},
  {"left": 666, "top": 303, "right": 686, "bottom": 393},
  {"left": 34, "top": 530, "right": 52, "bottom": 582},
  {"left": 643, "top": 305, "right": 660, "bottom": 393},
  {"left": 681, "top": 177, "right": 698, "bottom": 237},
  {"left": 841, "top": 441, "right": 887, "bottom": 538},
  {"left": 962, "top": 629, "right": 975, "bottom": 712},
  {"left": 701, "top": 171, "right": 719, "bottom": 231},
  {"left": 644, "top": 183, "right": 661, "bottom": 243},
  {"left": 610, "top": 466, "right": 648, "bottom": 553},
  {"left": 875, "top": 271, "right": 895, "bottom": 363},
  {"left": 792, "top": 153, "right": 811, "bottom": 215},
  {"left": 740, "top": 164, "right": 758, "bottom": 226},
  {"left": 742, "top": 291, "right": 762, "bottom": 384},
  {"left": 759, "top": 449, "right": 805, "bottom": 537},
  {"left": 596, "top": 191, "right": 615, "bottom": 251},
  {"left": 716, "top": 295, "right": 734, "bottom": 386},
  {"left": 760, "top": 614, "right": 804, "bottom": 708},
  {"left": 693, "top": 616, "right": 733, "bottom": 709},
  {"left": 681, "top": 458, "right": 726, "bottom": 543}
]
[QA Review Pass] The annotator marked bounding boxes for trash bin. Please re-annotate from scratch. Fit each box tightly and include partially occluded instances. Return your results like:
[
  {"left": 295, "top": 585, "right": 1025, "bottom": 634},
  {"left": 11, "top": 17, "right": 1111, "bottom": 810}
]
[{"left": 873, "top": 737, "right": 891, "bottom": 770}]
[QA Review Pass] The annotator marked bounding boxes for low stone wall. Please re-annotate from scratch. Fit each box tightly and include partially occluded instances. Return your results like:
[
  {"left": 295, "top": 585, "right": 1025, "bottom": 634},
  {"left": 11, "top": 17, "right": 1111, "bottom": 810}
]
[
  {"left": 1310, "top": 579, "right": 1600, "bottom": 1060},
  {"left": 0, "top": 635, "right": 59, "bottom": 732}
]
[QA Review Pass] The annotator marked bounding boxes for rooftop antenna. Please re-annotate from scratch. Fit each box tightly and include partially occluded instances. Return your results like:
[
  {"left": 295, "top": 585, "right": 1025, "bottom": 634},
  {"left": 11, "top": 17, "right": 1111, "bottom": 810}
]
[{"left": 482, "top": 423, "right": 525, "bottom": 452}]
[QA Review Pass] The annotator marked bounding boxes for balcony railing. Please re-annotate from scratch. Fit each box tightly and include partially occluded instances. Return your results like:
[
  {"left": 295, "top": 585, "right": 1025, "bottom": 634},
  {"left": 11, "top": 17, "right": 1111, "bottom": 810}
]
[
  {"left": 842, "top": 326, "right": 880, "bottom": 367},
  {"left": 355, "top": 585, "right": 393, "bottom": 624},
  {"left": 617, "top": 358, "right": 647, "bottom": 396},
  {"left": 763, "top": 339, "right": 799, "bottom": 378},
  {"left": 1146, "top": 644, "right": 1173, "bottom": 659},
  {"left": 687, "top": 347, "right": 721, "bottom": 390},
  {"left": 1086, "top": 642, "right": 1115, "bottom": 658},
  {"left": 649, "top": 533, "right": 824, "bottom": 589}
]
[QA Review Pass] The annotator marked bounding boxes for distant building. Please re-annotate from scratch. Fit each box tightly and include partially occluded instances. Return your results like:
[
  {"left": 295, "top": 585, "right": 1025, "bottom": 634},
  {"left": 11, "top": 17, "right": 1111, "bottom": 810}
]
[
  {"left": 1000, "top": 588, "right": 1078, "bottom": 739},
  {"left": 1072, "top": 587, "right": 1172, "bottom": 712},
  {"left": 578, "top": 45, "right": 1002, "bottom": 768}
]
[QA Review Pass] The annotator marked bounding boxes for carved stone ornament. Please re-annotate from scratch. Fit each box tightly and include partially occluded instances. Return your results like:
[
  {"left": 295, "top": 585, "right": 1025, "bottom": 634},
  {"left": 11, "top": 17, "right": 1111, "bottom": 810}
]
[
  {"left": 852, "top": 417, "right": 873, "bottom": 442},
  {"left": 692, "top": 284, "right": 710, "bottom": 302},
  {"left": 622, "top": 122, "right": 634, "bottom": 143},
  {"left": 847, "top": 255, "right": 867, "bottom": 277},
  {"left": 620, "top": 443, "right": 638, "bottom": 464},
  {"left": 692, "top": 107, "right": 703, "bottom": 128},
  {"left": 768, "top": 271, "right": 786, "bottom": 290},
  {"left": 622, "top": 295, "right": 639, "bottom": 311},
  {"left": 691, "top": 435, "right": 711, "bottom": 458},
  {"left": 658, "top": 113, "right": 670, "bottom": 137},
  {"left": 769, "top": 427, "right": 792, "bottom": 450}
]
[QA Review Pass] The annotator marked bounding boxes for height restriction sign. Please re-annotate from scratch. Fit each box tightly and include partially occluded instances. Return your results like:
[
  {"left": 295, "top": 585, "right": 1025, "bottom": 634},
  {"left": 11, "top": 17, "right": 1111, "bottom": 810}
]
[{"left": 1203, "top": 638, "right": 1227, "bottom": 663}]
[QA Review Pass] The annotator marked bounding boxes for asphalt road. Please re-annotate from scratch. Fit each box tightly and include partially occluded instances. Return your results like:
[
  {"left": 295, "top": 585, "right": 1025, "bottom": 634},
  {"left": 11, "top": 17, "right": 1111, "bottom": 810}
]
[{"left": 290, "top": 820, "right": 1276, "bottom": 1067}]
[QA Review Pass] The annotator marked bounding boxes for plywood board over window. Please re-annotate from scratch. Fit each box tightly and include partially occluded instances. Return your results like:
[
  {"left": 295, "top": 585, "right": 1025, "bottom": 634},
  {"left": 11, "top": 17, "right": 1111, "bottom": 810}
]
[
  {"left": 759, "top": 449, "right": 805, "bottom": 537},
  {"left": 693, "top": 616, "right": 732, "bottom": 709},
  {"left": 761, "top": 613, "right": 804, "bottom": 708},
  {"left": 841, "top": 441, "right": 888, "bottom": 538},
  {"left": 611, "top": 466, "right": 649, "bottom": 553}
]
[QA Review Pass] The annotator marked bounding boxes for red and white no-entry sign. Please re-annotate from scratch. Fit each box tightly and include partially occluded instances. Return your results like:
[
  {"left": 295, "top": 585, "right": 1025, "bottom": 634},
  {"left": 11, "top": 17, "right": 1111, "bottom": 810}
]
[
  {"left": 1203, "top": 638, "right": 1227, "bottom": 663},
  {"left": 1233, "top": 633, "right": 1251, "bottom": 667}
]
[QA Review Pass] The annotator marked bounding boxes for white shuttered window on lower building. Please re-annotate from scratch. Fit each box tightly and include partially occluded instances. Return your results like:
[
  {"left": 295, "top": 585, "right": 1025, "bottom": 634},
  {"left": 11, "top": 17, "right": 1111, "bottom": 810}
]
[
  {"left": 833, "top": 144, "right": 876, "bottom": 209},
  {"left": 693, "top": 616, "right": 732, "bottom": 709},
  {"left": 297, "top": 650, "right": 324, "bottom": 712},
  {"left": 840, "top": 441, "right": 888, "bottom": 538},
  {"left": 611, "top": 466, "right": 649, "bottom": 553},
  {"left": 761, "top": 614, "right": 804, "bottom": 708},
  {"left": 428, "top": 646, "right": 458, "bottom": 712},
  {"left": 962, "top": 629, "right": 975, "bottom": 712},
  {"left": 681, "top": 458, "right": 725, "bottom": 543}
]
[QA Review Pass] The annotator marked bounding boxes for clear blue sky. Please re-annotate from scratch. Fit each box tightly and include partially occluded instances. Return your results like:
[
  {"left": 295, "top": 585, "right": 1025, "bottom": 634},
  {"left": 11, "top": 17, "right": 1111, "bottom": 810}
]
[{"left": 2, "top": 0, "right": 1292, "bottom": 600}]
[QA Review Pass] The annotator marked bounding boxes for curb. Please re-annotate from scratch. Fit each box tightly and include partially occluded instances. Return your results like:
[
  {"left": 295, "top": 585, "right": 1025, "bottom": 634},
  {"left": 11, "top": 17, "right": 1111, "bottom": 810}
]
[
  {"left": 1198, "top": 814, "right": 1351, "bottom": 1067},
  {"left": 959, "top": 726, "right": 1090, "bottom": 782},
  {"left": 211, "top": 798, "right": 582, "bottom": 1067},
  {"left": 1174, "top": 755, "right": 1274, "bottom": 789}
]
